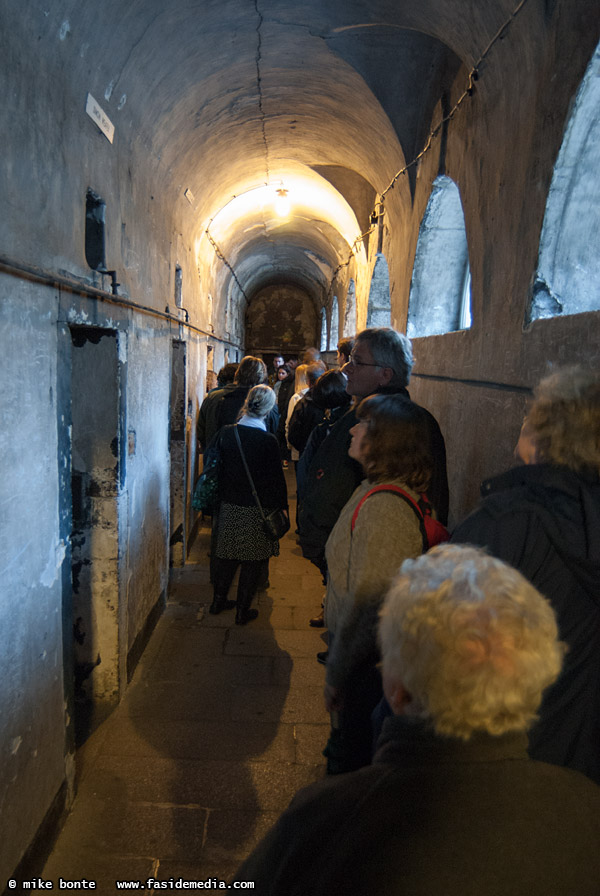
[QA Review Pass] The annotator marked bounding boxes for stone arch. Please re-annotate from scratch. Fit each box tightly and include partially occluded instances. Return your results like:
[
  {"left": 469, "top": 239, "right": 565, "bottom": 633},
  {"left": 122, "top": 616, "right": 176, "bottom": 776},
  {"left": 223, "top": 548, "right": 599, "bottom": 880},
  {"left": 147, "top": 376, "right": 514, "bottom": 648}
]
[
  {"left": 527, "top": 41, "right": 600, "bottom": 323},
  {"left": 367, "top": 253, "right": 392, "bottom": 328},
  {"left": 330, "top": 296, "right": 340, "bottom": 348},
  {"left": 320, "top": 307, "right": 328, "bottom": 351},
  {"left": 343, "top": 280, "right": 357, "bottom": 336},
  {"left": 407, "top": 175, "right": 472, "bottom": 338}
]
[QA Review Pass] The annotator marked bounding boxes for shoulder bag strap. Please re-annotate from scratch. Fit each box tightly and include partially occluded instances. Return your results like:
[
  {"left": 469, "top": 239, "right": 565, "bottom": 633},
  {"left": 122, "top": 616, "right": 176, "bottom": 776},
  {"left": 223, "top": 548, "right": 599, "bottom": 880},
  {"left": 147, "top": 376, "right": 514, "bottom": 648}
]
[
  {"left": 234, "top": 424, "right": 267, "bottom": 521},
  {"left": 351, "top": 484, "right": 427, "bottom": 551}
]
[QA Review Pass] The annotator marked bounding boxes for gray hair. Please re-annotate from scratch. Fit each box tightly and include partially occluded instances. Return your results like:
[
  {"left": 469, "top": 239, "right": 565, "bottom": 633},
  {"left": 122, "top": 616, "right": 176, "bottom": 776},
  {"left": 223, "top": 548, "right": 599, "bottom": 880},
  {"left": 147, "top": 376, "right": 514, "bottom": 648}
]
[
  {"left": 241, "top": 384, "right": 276, "bottom": 419},
  {"left": 379, "top": 544, "right": 564, "bottom": 740},
  {"left": 527, "top": 365, "right": 600, "bottom": 473},
  {"left": 355, "top": 327, "right": 413, "bottom": 389}
]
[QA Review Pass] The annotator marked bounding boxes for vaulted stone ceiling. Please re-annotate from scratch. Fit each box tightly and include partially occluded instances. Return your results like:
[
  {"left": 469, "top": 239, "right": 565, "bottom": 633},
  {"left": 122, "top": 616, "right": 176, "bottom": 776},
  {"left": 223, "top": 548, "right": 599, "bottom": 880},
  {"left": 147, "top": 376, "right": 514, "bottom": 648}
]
[{"left": 15, "top": 0, "right": 523, "bottom": 311}]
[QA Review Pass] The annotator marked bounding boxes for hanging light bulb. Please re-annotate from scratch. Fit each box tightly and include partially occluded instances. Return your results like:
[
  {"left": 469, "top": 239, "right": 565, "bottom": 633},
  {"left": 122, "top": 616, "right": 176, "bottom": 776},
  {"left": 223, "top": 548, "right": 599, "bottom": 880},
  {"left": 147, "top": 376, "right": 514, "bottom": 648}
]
[{"left": 274, "top": 184, "right": 290, "bottom": 218}]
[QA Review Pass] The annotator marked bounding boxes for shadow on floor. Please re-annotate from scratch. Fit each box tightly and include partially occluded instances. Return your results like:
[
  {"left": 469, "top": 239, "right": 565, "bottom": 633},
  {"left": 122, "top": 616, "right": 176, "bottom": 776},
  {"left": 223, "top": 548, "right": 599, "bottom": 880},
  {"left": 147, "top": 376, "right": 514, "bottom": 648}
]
[{"left": 42, "top": 478, "right": 328, "bottom": 888}]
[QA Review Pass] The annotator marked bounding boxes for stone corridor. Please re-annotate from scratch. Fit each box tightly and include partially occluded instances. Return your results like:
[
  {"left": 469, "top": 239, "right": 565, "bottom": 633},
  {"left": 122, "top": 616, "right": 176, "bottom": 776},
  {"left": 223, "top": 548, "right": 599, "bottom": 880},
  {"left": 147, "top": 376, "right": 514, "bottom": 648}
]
[{"left": 42, "top": 476, "right": 327, "bottom": 888}]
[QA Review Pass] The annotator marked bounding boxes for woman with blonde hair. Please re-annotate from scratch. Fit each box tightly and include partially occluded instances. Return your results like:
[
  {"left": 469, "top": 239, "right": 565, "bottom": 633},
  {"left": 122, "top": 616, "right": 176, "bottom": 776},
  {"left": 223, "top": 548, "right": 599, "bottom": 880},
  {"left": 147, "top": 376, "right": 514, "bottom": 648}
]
[
  {"left": 453, "top": 365, "right": 600, "bottom": 782},
  {"left": 285, "top": 363, "right": 310, "bottom": 463}
]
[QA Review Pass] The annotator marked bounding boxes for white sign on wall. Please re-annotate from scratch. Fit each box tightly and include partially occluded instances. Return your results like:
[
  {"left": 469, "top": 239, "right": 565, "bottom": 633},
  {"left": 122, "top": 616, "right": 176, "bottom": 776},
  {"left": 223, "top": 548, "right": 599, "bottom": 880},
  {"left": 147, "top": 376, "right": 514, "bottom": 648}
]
[{"left": 85, "top": 93, "right": 115, "bottom": 144}]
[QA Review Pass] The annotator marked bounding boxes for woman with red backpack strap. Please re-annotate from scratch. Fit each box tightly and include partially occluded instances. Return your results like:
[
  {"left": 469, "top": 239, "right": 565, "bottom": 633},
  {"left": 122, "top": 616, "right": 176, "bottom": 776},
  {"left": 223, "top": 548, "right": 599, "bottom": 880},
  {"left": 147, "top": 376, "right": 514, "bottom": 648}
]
[{"left": 322, "top": 393, "right": 447, "bottom": 774}]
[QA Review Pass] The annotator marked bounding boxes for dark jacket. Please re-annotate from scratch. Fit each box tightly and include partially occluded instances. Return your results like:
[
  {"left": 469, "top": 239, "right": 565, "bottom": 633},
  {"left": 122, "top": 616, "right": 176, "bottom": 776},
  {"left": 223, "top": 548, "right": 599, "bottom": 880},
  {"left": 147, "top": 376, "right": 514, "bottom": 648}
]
[
  {"left": 452, "top": 463, "right": 600, "bottom": 783},
  {"left": 197, "top": 382, "right": 237, "bottom": 450},
  {"left": 234, "top": 715, "right": 600, "bottom": 895},
  {"left": 276, "top": 378, "right": 295, "bottom": 432},
  {"left": 287, "top": 392, "right": 325, "bottom": 455},
  {"left": 298, "top": 387, "right": 449, "bottom": 568},
  {"left": 217, "top": 424, "right": 287, "bottom": 511},
  {"left": 296, "top": 405, "right": 349, "bottom": 503}
]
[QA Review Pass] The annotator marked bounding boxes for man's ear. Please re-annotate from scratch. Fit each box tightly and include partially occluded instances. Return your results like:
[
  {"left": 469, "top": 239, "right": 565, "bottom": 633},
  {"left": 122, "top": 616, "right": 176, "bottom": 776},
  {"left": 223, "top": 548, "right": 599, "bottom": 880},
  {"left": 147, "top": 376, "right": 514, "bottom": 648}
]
[
  {"left": 379, "top": 366, "right": 394, "bottom": 387},
  {"left": 383, "top": 675, "right": 412, "bottom": 714}
]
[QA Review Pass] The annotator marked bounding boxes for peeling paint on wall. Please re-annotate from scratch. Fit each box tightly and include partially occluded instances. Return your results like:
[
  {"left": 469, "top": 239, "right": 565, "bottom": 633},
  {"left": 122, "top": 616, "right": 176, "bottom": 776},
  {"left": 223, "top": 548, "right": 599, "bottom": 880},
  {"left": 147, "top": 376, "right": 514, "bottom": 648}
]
[
  {"left": 40, "top": 540, "right": 67, "bottom": 588},
  {"left": 246, "top": 285, "right": 318, "bottom": 354}
]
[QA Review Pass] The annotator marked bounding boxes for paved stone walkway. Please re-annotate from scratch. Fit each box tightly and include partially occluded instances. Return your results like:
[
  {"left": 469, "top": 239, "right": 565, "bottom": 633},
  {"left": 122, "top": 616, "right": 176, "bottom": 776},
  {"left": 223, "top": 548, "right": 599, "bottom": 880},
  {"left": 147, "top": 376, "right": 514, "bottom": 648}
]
[{"left": 43, "top": 478, "right": 328, "bottom": 890}]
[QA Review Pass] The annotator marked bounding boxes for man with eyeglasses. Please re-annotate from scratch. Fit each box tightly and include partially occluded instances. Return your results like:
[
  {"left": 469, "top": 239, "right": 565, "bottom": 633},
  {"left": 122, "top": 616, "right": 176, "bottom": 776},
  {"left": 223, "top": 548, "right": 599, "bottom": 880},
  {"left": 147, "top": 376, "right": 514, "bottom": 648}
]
[{"left": 298, "top": 327, "right": 448, "bottom": 578}]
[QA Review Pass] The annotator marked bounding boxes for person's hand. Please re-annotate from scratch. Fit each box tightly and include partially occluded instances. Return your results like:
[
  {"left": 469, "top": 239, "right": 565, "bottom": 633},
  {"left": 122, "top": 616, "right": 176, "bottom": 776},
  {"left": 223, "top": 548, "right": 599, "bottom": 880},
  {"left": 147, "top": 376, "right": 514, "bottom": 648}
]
[{"left": 324, "top": 682, "right": 341, "bottom": 713}]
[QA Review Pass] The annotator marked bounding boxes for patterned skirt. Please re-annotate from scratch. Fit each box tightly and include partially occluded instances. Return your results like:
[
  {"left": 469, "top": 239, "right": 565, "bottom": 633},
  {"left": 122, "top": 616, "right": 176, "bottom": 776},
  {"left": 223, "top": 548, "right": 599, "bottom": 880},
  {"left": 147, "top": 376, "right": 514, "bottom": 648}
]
[{"left": 215, "top": 503, "right": 280, "bottom": 561}]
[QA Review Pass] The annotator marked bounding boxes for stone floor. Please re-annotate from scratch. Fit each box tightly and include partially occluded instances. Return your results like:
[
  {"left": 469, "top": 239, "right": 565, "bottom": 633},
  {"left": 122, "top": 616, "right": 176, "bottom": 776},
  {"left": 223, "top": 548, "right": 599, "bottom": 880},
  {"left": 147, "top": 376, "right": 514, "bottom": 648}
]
[{"left": 42, "top": 476, "right": 328, "bottom": 891}]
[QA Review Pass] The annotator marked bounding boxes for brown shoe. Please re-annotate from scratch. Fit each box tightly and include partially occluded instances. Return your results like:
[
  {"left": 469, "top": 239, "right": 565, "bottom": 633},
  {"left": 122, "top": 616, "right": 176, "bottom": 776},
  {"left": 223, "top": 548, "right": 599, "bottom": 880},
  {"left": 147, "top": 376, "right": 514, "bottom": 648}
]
[{"left": 309, "top": 609, "right": 325, "bottom": 628}]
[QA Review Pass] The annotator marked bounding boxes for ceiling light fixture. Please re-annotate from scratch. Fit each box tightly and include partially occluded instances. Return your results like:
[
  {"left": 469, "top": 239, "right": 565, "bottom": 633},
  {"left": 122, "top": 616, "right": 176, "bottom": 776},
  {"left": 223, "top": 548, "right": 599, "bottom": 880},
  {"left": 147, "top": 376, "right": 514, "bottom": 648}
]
[{"left": 274, "top": 184, "right": 290, "bottom": 218}]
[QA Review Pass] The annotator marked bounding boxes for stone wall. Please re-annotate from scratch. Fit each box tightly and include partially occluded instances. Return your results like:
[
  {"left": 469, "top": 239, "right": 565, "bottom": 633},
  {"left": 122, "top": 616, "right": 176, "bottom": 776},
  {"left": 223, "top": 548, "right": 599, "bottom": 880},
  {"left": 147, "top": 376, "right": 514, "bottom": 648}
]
[
  {"left": 245, "top": 285, "right": 319, "bottom": 357},
  {"left": 380, "top": 12, "right": 600, "bottom": 525}
]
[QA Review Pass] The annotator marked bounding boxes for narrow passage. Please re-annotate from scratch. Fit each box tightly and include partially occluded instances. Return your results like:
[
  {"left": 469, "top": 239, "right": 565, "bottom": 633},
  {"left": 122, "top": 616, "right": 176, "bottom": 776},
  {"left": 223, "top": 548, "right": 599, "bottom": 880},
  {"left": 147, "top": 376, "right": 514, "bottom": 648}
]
[{"left": 43, "top": 472, "right": 327, "bottom": 887}]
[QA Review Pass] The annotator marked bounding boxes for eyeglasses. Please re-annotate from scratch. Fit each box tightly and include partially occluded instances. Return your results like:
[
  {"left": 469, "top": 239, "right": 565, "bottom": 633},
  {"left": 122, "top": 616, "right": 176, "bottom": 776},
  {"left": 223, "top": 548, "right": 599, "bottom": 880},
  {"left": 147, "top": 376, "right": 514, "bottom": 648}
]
[{"left": 347, "top": 353, "right": 382, "bottom": 369}]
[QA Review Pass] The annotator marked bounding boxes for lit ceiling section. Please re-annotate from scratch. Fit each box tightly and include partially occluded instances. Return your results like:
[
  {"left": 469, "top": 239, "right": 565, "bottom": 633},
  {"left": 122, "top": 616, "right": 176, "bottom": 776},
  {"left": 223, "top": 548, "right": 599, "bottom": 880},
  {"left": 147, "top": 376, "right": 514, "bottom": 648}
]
[
  {"left": 231, "top": 219, "right": 359, "bottom": 307},
  {"left": 195, "top": 168, "right": 370, "bottom": 303},
  {"left": 205, "top": 175, "right": 361, "bottom": 249}
]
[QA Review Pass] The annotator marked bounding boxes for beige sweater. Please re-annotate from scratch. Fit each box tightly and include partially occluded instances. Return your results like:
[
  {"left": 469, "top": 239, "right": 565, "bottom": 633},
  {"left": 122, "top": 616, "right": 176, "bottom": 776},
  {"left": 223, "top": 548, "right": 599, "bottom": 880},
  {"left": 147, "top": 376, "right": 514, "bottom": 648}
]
[{"left": 324, "top": 477, "right": 424, "bottom": 690}]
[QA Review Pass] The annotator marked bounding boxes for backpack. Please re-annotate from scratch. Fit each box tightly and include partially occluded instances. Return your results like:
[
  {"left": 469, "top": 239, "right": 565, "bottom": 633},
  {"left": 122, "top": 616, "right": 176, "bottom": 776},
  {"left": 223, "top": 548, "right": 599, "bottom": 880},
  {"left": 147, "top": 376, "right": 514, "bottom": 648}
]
[
  {"left": 192, "top": 431, "right": 222, "bottom": 514},
  {"left": 351, "top": 484, "right": 449, "bottom": 551}
]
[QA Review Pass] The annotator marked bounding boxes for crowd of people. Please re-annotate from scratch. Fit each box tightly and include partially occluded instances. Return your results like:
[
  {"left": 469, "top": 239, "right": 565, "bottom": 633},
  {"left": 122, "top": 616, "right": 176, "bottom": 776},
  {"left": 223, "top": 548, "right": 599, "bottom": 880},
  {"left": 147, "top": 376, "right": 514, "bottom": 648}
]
[{"left": 195, "top": 328, "right": 600, "bottom": 892}]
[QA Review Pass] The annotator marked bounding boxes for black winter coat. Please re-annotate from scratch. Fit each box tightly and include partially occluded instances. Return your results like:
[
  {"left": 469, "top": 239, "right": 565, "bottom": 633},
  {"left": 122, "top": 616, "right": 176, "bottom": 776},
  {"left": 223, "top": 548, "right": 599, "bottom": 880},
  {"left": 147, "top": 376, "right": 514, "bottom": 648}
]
[
  {"left": 217, "top": 424, "right": 287, "bottom": 511},
  {"left": 287, "top": 392, "right": 325, "bottom": 455},
  {"left": 296, "top": 405, "right": 349, "bottom": 503},
  {"left": 452, "top": 463, "right": 600, "bottom": 783}
]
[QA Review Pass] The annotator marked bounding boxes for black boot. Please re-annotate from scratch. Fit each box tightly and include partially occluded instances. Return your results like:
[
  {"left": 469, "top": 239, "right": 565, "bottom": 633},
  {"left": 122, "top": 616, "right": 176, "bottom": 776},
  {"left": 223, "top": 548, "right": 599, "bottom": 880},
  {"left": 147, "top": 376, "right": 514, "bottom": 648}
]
[
  {"left": 235, "top": 604, "right": 259, "bottom": 625},
  {"left": 209, "top": 594, "right": 236, "bottom": 615},
  {"left": 235, "top": 588, "right": 259, "bottom": 625},
  {"left": 256, "top": 559, "right": 270, "bottom": 591}
]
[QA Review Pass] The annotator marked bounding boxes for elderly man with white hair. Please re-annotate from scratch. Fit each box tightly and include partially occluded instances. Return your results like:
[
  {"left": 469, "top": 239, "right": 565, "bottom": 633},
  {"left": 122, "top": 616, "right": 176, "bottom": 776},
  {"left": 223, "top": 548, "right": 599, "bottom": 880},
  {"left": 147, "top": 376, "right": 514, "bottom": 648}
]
[{"left": 233, "top": 545, "right": 600, "bottom": 895}]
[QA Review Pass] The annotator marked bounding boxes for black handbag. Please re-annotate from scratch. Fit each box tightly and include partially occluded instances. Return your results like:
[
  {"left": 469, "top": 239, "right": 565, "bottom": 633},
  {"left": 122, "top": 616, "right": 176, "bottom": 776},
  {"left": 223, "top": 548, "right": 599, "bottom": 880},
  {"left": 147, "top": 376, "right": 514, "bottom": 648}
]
[
  {"left": 262, "top": 507, "right": 291, "bottom": 540},
  {"left": 234, "top": 425, "right": 290, "bottom": 540}
]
